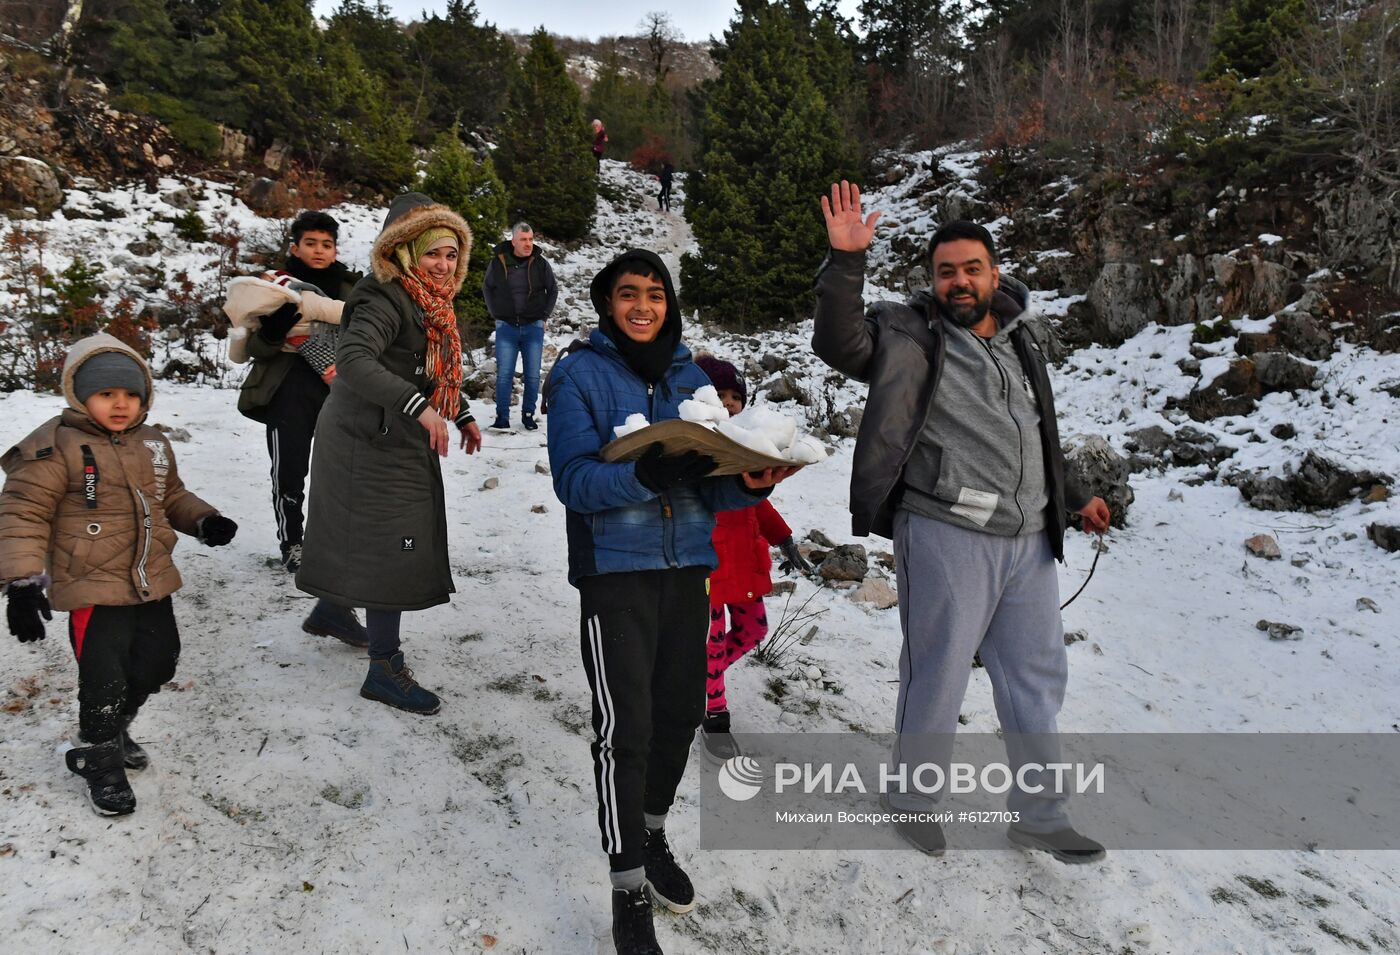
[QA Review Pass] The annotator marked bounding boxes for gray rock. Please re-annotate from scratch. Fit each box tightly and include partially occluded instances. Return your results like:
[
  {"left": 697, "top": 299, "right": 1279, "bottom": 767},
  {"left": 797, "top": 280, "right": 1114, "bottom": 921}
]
[
  {"left": 1271, "top": 423, "right": 1296, "bottom": 440},
  {"left": 1233, "top": 453, "right": 1391, "bottom": 512},
  {"left": 1252, "top": 352, "right": 1318, "bottom": 393},
  {"left": 0, "top": 156, "right": 62, "bottom": 216},
  {"left": 1064, "top": 630, "right": 1088, "bottom": 645},
  {"left": 126, "top": 239, "right": 161, "bottom": 257},
  {"left": 771, "top": 580, "right": 797, "bottom": 596},
  {"left": 1368, "top": 523, "right": 1400, "bottom": 553},
  {"left": 530, "top": 503, "right": 547, "bottom": 514},
  {"left": 1272, "top": 311, "right": 1335, "bottom": 361},
  {"left": 161, "top": 187, "right": 199, "bottom": 211},
  {"left": 1061, "top": 435, "right": 1133, "bottom": 527},
  {"left": 1256, "top": 619, "right": 1303, "bottom": 641},
  {"left": 1086, "top": 262, "right": 1159, "bottom": 343},
  {"left": 807, "top": 529, "right": 836, "bottom": 548},
  {"left": 238, "top": 177, "right": 291, "bottom": 215},
  {"left": 759, "top": 353, "right": 789, "bottom": 373},
  {"left": 818, "top": 544, "right": 868, "bottom": 582},
  {"left": 534, "top": 461, "right": 550, "bottom": 475},
  {"left": 1124, "top": 425, "right": 1173, "bottom": 456},
  {"left": 481, "top": 477, "right": 499, "bottom": 491},
  {"left": 763, "top": 373, "right": 808, "bottom": 405},
  {"left": 1356, "top": 597, "right": 1380, "bottom": 613},
  {"left": 827, "top": 404, "right": 864, "bottom": 439}
]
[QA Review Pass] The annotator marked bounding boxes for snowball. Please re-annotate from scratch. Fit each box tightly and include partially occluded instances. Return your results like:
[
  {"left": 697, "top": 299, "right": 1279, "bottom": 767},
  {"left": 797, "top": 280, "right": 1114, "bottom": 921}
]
[
  {"left": 692, "top": 384, "right": 724, "bottom": 408},
  {"left": 679, "top": 397, "right": 727, "bottom": 426},
  {"left": 613, "top": 413, "right": 650, "bottom": 439},
  {"left": 718, "top": 420, "right": 784, "bottom": 459},
  {"left": 729, "top": 405, "right": 797, "bottom": 451},
  {"left": 786, "top": 434, "right": 828, "bottom": 464}
]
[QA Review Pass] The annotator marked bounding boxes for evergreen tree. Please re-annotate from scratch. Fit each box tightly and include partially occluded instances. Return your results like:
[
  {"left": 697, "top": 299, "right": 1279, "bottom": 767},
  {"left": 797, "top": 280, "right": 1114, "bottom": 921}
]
[
  {"left": 418, "top": 127, "right": 510, "bottom": 342},
  {"left": 494, "top": 28, "right": 595, "bottom": 240},
  {"left": 681, "top": 1, "right": 861, "bottom": 326},
  {"left": 410, "top": 0, "right": 517, "bottom": 135},
  {"left": 1205, "top": 0, "right": 1307, "bottom": 78},
  {"left": 327, "top": 0, "right": 418, "bottom": 131},
  {"left": 585, "top": 49, "right": 681, "bottom": 164}
]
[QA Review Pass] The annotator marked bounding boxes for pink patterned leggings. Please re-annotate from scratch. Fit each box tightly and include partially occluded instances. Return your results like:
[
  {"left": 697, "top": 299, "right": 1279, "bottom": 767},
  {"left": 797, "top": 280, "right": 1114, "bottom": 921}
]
[{"left": 706, "top": 598, "right": 769, "bottom": 714}]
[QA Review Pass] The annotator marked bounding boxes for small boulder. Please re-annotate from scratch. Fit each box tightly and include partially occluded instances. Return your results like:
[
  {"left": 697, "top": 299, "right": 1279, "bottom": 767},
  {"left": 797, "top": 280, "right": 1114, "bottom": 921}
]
[
  {"left": 0, "top": 157, "right": 62, "bottom": 216},
  {"left": 818, "top": 544, "right": 868, "bottom": 582},
  {"left": 1252, "top": 352, "right": 1318, "bottom": 393},
  {"left": 1368, "top": 523, "right": 1400, "bottom": 553},
  {"left": 238, "top": 176, "right": 292, "bottom": 215},
  {"left": 758, "top": 353, "right": 789, "bottom": 373},
  {"left": 1256, "top": 619, "right": 1302, "bottom": 641},
  {"left": 763, "top": 373, "right": 808, "bottom": 405},
  {"left": 481, "top": 477, "right": 499, "bottom": 491},
  {"left": 534, "top": 461, "right": 550, "bottom": 476},
  {"left": 849, "top": 578, "right": 898, "bottom": 609},
  {"left": 1062, "top": 435, "right": 1133, "bottom": 527},
  {"left": 530, "top": 504, "right": 547, "bottom": 514},
  {"left": 1244, "top": 534, "right": 1281, "bottom": 560}
]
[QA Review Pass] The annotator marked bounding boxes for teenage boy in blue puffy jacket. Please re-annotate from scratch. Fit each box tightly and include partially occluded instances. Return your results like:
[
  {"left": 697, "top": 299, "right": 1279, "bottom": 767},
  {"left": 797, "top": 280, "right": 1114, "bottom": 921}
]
[{"left": 546, "top": 249, "right": 795, "bottom": 955}]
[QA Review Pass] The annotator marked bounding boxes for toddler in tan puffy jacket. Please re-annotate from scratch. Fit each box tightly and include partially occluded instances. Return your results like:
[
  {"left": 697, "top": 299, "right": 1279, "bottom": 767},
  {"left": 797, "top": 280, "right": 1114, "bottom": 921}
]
[{"left": 0, "top": 333, "right": 237, "bottom": 817}]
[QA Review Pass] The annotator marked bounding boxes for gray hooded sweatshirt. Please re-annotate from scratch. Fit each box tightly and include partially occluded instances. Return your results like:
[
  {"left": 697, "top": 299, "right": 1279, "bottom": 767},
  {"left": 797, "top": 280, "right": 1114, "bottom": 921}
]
[{"left": 899, "top": 292, "right": 1049, "bottom": 537}]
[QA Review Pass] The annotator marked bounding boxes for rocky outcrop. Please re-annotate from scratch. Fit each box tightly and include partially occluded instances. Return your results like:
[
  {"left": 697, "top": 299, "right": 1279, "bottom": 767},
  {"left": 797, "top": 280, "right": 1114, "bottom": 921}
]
[{"left": 1230, "top": 452, "right": 1392, "bottom": 512}]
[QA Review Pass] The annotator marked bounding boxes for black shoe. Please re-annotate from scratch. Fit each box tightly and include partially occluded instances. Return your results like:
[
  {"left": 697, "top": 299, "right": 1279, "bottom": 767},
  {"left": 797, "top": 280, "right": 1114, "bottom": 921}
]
[
  {"left": 699, "top": 710, "right": 740, "bottom": 762},
  {"left": 642, "top": 828, "right": 694, "bottom": 914},
  {"left": 65, "top": 737, "right": 136, "bottom": 816},
  {"left": 487, "top": 417, "right": 512, "bottom": 434},
  {"left": 1007, "top": 825, "right": 1107, "bottom": 864},
  {"left": 302, "top": 600, "right": 369, "bottom": 649},
  {"left": 611, "top": 887, "right": 663, "bottom": 954},
  {"left": 521, "top": 413, "right": 538, "bottom": 431},
  {"left": 280, "top": 542, "right": 303, "bottom": 573},
  {"left": 879, "top": 794, "right": 946, "bottom": 856},
  {"left": 121, "top": 730, "right": 149, "bottom": 771},
  {"left": 360, "top": 652, "right": 441, "bottom": 715}
]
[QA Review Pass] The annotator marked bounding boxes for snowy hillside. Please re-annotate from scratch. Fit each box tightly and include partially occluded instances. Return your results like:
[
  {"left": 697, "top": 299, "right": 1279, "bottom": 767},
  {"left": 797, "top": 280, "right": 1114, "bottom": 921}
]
[{"left": 2, "top": 158, "right": 1398, "bottom": 954}]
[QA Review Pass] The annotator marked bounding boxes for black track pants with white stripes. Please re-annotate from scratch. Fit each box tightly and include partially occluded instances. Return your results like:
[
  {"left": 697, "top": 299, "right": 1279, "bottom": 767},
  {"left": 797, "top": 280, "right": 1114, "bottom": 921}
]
[
  {"left": 578, "top": 567, "right": 709, "bottom": 872},
  {"left": 264, "top": 359, "right": 329, "bottom": 548}
]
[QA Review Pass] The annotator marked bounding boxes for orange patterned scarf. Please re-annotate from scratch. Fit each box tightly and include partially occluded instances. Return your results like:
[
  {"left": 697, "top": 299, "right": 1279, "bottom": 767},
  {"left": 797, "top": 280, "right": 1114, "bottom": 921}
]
[{"left": 398, "top": 266, "right": 462, "bottom": 420}]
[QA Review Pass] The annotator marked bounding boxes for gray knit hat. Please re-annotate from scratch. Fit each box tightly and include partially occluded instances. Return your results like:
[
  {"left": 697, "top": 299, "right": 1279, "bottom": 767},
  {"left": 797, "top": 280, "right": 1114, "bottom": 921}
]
[{"left": 73, "top": 351, "right": 148, "bottom": 404}]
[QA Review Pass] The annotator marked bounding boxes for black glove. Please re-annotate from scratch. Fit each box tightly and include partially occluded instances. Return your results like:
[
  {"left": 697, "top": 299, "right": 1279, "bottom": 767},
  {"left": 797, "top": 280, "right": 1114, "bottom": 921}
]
[
  {"left": 198, "top": 514, "right": 238, "bottom": 546},
  {"left": 6, "top": 582, "right": 52, "bottom": 643},
  {"left": 633, "top": 442, "right": 717, "bottom": 493},
  {"left": 777, "top": 537, "right": 813, "bottom": 576},
  {"left": 258, "top": 302, "right": 301, "bottom": 341}
]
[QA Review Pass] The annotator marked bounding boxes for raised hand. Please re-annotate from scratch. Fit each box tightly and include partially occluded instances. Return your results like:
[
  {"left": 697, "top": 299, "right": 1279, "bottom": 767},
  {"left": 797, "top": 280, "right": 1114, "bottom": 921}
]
[{"left": 821, "top": 181, "right": 882, "bottom": 253}]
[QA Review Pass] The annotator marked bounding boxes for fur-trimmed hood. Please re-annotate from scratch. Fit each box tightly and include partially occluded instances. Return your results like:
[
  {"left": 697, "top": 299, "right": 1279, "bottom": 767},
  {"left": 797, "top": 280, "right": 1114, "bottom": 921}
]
[
  {"left": 61, "top": 333, "right": 155, "bottom": 425},
  {"left": 370, "top": 192, "right": 473, "bottom": 293}
]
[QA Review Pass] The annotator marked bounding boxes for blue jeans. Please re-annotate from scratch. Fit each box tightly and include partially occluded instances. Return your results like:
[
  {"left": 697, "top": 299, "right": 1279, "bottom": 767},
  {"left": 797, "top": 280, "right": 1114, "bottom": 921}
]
[{"left": 494, "top": 320, "right": 545, "bottom": 421}]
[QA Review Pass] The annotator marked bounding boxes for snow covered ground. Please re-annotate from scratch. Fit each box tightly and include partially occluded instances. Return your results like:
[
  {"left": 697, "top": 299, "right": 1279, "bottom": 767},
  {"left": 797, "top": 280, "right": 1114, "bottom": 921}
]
[{"left": 2, "top": 160, "right": 1398, "bottom": 954}]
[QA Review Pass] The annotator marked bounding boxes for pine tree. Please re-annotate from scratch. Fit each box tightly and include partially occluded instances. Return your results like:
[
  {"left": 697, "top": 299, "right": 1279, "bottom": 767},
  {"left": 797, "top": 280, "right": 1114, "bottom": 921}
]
[
  {"left": 1204, "top": 0, "right": 1307, "bottom": 79},
  {"left": 419, "top": 128, "right": 509, "bottom": 275},
  {"left": 681, "top": 1, "right": 861, "bottom": 326},
  {"left": 585, "top": 50, "right": 680, "bottom": 163},
  {"left": 494, "top": 29, "right": 596, "bottom": 240},
  {"left": 411, "top": 0, "right": 517, "bottom": 134}
]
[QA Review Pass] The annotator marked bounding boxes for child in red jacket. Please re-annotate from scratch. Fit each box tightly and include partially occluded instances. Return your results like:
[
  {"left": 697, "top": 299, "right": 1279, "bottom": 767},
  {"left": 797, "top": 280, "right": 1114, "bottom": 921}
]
[{"left": 694, "top": 356, "right": 809, "bottom": 761}]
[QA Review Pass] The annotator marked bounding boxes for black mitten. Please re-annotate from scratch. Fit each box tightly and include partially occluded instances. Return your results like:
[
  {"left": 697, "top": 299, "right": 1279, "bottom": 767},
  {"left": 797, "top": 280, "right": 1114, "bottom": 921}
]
[
  {"left": 6, "top": 582, "right": 52, "bottom": 643},
  {"left": 633, "top": 442, "right": 717, "bottom": 493},
  {"left": 258, "top": 302, "right": 301, "bottom": 342},
  {"left": 198, "top": 514, "right": 238, "bottom": 547},
  {"left": 777, "top": 537, "right": 813, "bottom": 575}
]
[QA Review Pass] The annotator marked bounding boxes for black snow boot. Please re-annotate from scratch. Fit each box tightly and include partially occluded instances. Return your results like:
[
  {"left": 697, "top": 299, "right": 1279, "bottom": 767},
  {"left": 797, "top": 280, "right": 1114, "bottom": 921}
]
[
  {"left": 360, "top": 653, "right": 441, "bottom": 715},
  {"left": 65, "top": 737, "right": 136, "bottom": 816},
  {"left": 121, "top": 730, "right": 149, "bottom": 771},
  {"left": 611, "top": 887, "right": 663, "bottom": 955},
  {"left": 699, "top": 710, "right": 740, "bottom": 762},
  {"left": 643, "top": 828, "right": 695, "bottom": 914}
]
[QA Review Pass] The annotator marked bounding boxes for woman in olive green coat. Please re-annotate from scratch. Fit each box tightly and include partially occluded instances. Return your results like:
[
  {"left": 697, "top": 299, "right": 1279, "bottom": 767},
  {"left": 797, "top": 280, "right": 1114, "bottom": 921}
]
[{"left": 298, "top": 193, "right": 482, "bottom": 714}]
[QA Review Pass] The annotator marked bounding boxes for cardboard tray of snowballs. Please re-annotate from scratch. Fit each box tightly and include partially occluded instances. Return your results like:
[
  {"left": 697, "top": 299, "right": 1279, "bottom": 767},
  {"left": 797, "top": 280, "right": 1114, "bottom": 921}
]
[{"left": 601, "top": 385, "right": 827, "bottom": 476}]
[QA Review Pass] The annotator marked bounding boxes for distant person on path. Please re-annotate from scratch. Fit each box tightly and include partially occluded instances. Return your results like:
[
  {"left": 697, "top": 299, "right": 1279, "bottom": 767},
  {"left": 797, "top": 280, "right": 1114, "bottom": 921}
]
[
  {"left": 1, "top": 334, "right": 237, "bottom": 816},
  {"left": 592, "top": 118, "right": 609, "bottom": 166},
  {"left": 657, "top": 162, "right": 673, "bottom": 212},
  {"left": 297, "top": 193, "right": 482, "bottom": 716},
  {"left": 481, "top": 221, "right": 557, "bottom": 433},
  {"left": 692, "top": 354, "right": 810, "bottom": 762},
  {"left": 813, "top": 181, "right": 1111, "bottom": 863},
  {"left": 235, "top": 209, "right": 367, "bottom": 649},
  {"left": 546, "top": 250, "right": 796, "bottom": 955}
]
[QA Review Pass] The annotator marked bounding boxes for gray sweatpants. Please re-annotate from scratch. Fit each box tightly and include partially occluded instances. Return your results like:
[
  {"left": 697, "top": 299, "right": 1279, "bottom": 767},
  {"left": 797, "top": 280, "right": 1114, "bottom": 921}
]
[{"left": 889, "top": 509, "right": 1071, "bottom": 831}]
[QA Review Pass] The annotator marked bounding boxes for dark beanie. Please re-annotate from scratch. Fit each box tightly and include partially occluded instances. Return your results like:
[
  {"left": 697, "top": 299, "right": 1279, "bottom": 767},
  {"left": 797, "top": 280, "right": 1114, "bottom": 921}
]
[
  {"left": 74, "top": 351, "right": 148, "bottom": 405},
  {"left": 694, "top": 355, "right": 746, "bottom": 403}
]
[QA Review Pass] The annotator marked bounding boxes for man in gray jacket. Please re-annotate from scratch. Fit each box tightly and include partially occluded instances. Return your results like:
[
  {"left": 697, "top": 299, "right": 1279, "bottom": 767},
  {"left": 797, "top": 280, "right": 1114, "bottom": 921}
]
[{"left": 814, "top": 181, "right": 1111, "bottom": 863}]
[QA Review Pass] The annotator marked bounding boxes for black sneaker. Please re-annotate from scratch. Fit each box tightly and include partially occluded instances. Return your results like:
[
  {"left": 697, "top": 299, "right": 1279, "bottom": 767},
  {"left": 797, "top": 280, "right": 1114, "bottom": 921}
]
[
  {"left": 521, "top": 413, "right": 538, "bottom": 431},
  {"left": 611, "top": 887, "right": 663, "bottom": 954},
  {"left": 1007, "top": 825, "right": 1107, "bottom": 864},
  {"left": 65, "top": 737, "right": 136, "bottom": 816},
  {"left": 699, "top": 710, "right": 740, "bottom": 762},
  {"left": 487, "top": 417, "right": 512, "bottom": 434},
  {"left": 280, "top": 542, "right": 303, "bottom": 574},
  {"left": 642, "top": 828, "right": 695, "bottom": 913},
  {"left": 121, "top": 730, "right": 149, "bottom": 771},
  {"left": 878, "top": 794, "right": 946, "bottom": 856}
]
